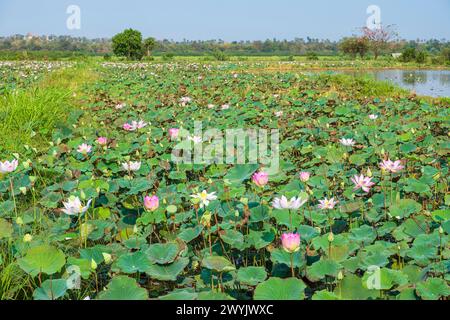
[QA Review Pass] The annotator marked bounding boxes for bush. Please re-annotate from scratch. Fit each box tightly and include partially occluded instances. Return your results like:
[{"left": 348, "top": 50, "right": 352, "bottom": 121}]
[
  {"left": 339, "top": 37, "right": 369, "bottom": 58},
  {"left": 401, "top": 47, "right": 417, "bottom": 62},
  {"left": 415, "top": 51, "right": 426, "bottom": 63},
  {"left": 162, "top": 53, "right": 174, "bottom": 61},
  {"left": 112, "top": 29, "right": 144, "bottom": 60},
  {"left": 442, "top": 48, "right": 450, "bottom": 63},
  {"left": 212, "top": 50, "right": 227, "bottom": 61},
  {"left": 306, "top": 52, "right": 319, "bottom": 60}
]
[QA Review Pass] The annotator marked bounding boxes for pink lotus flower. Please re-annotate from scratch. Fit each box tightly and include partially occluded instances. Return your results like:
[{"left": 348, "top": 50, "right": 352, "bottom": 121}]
[
  {"left": 299, "top": 171, "right": 310, "bottom": 182},
  {"left": 379, "top": 159, "right": 404, "bottom": 173},
  {"left": 97, "top": 137, "right": 108, "bottom": 146},
  {"left": 180, "top": 97, "right": 192, "bottom": 106},
  {"left": 351, "top": 174, "right": 375, "bottom": 193},
  {"left": 123, "top": 123, "right": 133, "bottom": 131},
  {"left": 168, "top": 128, "right": 180, "bottom": 140},
  {"left": 281, "top": 233, "right": 301, "bottom": 253},
  {"left": 144, "top": 195, "right": 159, "bottom": 211},
  {"left": 369, "top": 114, "right": 378, "bottom": 120},
  {"left": 115, "top": 103, "right": 125, "bottom": 110},
  {"left": 252, "top": 171, "right": 269, "bottom": 188},
  {"left": 123, "top": 120, "right": 148, "bottom": 132},
  {"left": 77, "top": 143, "right": 92, "bottom": 155},
  {"left": 318, "top": 197, "right": 338, "bottom": 210},
  {"left": 0, "top": 159, "right": 18, "bottom": 174},
  {"left": 221, "top": 104, "right": 230, "bottom": 110}
]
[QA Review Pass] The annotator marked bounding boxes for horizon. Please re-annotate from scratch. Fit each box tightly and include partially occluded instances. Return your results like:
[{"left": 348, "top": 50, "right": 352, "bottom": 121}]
[{"left": 1, "top": 0, "right": 449, "bottom": 41}]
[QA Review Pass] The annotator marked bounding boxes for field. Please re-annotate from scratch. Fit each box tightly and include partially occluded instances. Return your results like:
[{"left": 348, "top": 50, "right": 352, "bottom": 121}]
[{"left": 0, "top": 60, "right": 449, "bottom": 300}]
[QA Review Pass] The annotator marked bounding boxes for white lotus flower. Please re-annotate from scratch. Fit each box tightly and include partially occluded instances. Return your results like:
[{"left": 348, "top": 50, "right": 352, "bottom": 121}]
[
  {"left": 339, "top": 138, "right": 356, "bottom": 147},
  {"left": 188, "top": 135, "right": 203, "bottom": 144},
  {"left": 62, "top": 196, "right": 92, "bottom": 216},
  {"left": 122, "top": 161, "right": 142, "bottom": 172},
  {"left": 0, "top": 159, "right": 18, "bottom": 174},
  {"left": 272, "top": 195, "right": 308, "bottom": 210},
  {"left": 190, "top": 190, "right": 217, "bottom": 208}
]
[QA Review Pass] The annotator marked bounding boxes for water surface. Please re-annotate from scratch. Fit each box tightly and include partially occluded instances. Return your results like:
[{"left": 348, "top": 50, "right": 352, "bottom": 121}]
[{"left": 342, "top": 69, "right": 450, "bottom": 98}]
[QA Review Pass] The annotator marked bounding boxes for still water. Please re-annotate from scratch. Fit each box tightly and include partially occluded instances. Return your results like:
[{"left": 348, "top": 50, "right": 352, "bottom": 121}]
[{"left": 342, "top": 69, "right": 450, "bottom": 98}]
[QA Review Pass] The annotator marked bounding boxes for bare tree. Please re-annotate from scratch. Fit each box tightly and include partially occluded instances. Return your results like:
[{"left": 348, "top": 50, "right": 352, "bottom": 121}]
[{"left": 362, "top": 24, "right": 397, "bottom": 59}]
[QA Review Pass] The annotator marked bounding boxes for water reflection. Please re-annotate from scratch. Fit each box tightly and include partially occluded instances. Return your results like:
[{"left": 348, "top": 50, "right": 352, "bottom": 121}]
[{"left": 342, "top": 69, "right": 450, "bottom": 97}]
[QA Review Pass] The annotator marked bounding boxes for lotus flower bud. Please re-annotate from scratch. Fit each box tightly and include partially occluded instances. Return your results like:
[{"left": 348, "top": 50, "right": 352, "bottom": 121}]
[
  {"left": 328, "top": 232, "right": 334, "bottom": 242},
  {"left": 281, "top": 233, "right": 301, "bottom": 253},
  {"left": 102, "top": 252, "right": 112, "bottom": 264}
]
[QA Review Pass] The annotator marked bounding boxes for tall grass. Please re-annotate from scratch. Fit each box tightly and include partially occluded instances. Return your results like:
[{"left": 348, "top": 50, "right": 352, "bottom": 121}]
[
  {"left": 0, "top": 87, "right": 71, "bottom": 152},
  {"left": 0, "top": 64, "right": 98, "bottom": 155}
]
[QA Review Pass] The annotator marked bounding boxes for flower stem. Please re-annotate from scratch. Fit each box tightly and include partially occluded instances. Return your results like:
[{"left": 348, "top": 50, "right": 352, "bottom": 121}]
[
  {"left": 9, "top": 177, "right": 18, "bottom": 218},
  {"left": 290, "top": 253, "right": 295, "bottom": 277}
]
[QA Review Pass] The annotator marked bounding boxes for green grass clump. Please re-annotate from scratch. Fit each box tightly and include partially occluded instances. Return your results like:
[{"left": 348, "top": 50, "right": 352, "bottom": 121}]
[
  {"left": 0, "top": 64, "right": 98, "bottom": 155},
  {"left": 0, "top": 87, "right": 71, "bottom": 152}
]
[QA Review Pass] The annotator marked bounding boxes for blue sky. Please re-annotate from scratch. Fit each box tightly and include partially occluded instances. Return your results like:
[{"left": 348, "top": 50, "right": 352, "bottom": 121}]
[{"left": 0, "top": 0, "right": 449, "bottom": 40}]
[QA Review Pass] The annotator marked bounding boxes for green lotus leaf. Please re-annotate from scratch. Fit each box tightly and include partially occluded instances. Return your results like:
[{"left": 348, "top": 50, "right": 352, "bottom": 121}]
[
  {"left": 178, "top": 225, "right": 204, "bottom": 243},
  {"left": 159, "top": 289, "right": 198, "bottom": 300},
  {"left": 146, "top": 257, "right": 189, "bottom": 281},
  {"left": 416, "top": 278, "right": 450, "bottom": 300},
  {"left": 389, "top": 199, "right": 421, "bottom": 219},
  {"left": 220, "top": 229, "right": 245, "bottom": 249},
  {"left": 116, "top": 251, "right": 150, "bottom": 273},
  {"left": 271, "top": 248, "right": 306, "bottom": 268},
  {"left": 146, "top": 242, "right": 180, "bottom": 264},
  {"left": 237, "top": 266, "right": 267, "bottom": 286},
  {"left": 334, "top": 274, "right": 379, "bottom": 300},
  {"left": 18, "top": 245, "right": 66, "bottom": 276},
  {"left": 202, "top": 255, "right": 235, "bottom": 273},
  {"left": 98, "top": 276, "right": 148, "bottom": 300},
  {"left": 33, "top": 279, "right": 67, "bottom": 300},
  {"left": 307, "top": 259, "right": 342, "bottom": 281},
  {"left": 224, "top": 164, "right": 259, "bottom": 185},
  {"left": 0, "top": 218, "right": 13, "bottom": 239},
  {"left": 254, "top": 277, "right": 306, "bottom": 300},
  {"left": 312, "top": 289, "right": 341, "bottom": 300}
]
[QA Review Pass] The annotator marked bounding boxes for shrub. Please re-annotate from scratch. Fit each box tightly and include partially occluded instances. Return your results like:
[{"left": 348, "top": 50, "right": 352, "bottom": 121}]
[
  {"left": 339, "top": 37, "right": 369, "bottom": 59},
  {"left": 162, "top": 53, "right": 174, "bottom": 61},
  {"left": 212, "top": 50, "right": 227, "bottom": 61},
  {"left": 306, "top": 52, "right": 319, "bottom": 60},
  {"left": 401, "top": 47, "right": 417, "bottom": 62},
  {"left": 415, "top": 51, "right": 426, "bottom": 63},
  {"left": 442, "top": 48, "right": 450, "bottom": 63}
]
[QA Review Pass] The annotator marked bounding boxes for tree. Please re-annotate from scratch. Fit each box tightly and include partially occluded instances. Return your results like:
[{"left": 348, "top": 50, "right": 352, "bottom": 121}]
[
  {"left": 339, "top": 37, "right": 369, "bottom": 58},
  {"left": 112, "top": 29, "right": 143, "bottom": 60},
  {"left": 362, "top": 24, "right": 396, "bottom": 59},
  {"left": 143, "top": 37, "right": 156, "bottom": 56}
]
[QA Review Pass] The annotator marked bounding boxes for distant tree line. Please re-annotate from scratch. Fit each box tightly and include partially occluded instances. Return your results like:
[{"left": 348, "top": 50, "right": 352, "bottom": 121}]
[{"left": 1, "top": 29, "right": 449, "bottom": 62}]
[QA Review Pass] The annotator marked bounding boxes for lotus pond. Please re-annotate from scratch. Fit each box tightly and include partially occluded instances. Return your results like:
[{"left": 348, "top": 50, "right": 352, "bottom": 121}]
[{"left": 0, "top": 61, "right": 449, "bottom": 300}]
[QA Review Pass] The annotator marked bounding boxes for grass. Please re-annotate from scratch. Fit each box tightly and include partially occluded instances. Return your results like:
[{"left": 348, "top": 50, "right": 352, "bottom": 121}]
[{"left": 0, "top": 63, "right": 98, "bottom": 155}]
